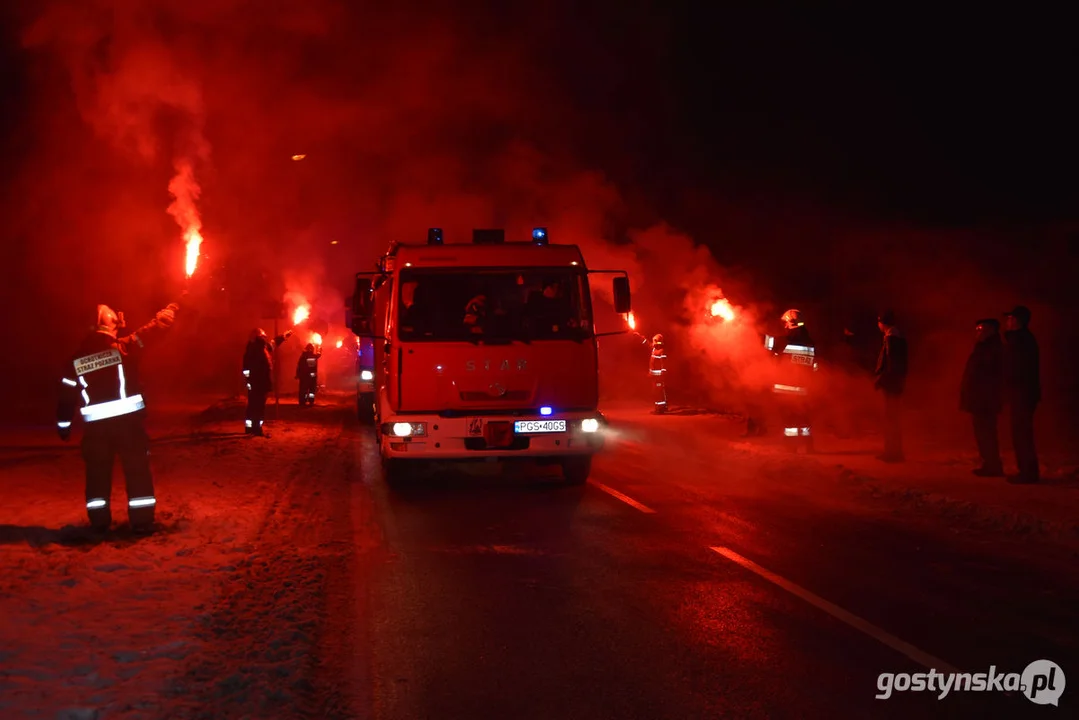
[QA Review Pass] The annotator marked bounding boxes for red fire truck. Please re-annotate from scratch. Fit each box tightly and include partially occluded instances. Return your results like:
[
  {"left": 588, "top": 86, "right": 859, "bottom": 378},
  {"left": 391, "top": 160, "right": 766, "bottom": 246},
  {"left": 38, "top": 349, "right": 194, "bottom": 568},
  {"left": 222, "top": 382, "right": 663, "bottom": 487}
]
[{"left": 349, "top": 227, "right": 632, "bottom": 484}]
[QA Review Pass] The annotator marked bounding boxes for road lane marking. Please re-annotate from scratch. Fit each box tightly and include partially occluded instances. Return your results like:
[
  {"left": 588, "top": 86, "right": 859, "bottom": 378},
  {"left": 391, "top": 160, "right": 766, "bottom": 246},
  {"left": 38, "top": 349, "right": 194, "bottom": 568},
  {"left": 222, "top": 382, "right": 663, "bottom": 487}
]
[
  {"left": 591, "top": 481, "right": 657, "bottom": 514},
  {"left": 710, "top": 546, "right": 960, "bottom": 674}
]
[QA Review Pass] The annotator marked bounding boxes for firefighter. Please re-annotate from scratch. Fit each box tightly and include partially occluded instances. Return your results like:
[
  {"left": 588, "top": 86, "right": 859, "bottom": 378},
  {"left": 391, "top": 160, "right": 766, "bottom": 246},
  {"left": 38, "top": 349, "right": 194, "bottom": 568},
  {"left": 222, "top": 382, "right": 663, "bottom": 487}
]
[
  {"left": 649, "top": 333, "right": 668, "bottom": 414},
  {"left": 243, "top": 327, "right": 293, "bottom": 436},
  {"left": 463, "top": 294, "right": 486, "bottom": 333},
  {"left": 770, "top": 309, "right": 816, "bottom": 449},
  {"left": 296, "top": 342, "right": 322, "bottom": 406},
  {"left": 56, "top": 299, "right": 181, "bottom": 532}
]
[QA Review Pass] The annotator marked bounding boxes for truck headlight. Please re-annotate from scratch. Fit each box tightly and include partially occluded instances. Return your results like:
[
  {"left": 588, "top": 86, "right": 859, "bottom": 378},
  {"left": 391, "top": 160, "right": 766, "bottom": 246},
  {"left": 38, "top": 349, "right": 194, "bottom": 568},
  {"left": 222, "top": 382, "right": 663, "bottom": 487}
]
[
  {"left": 360, "top": 370, "right": 374, "bottom": 381},
  {"left": 581, "top": 418, "right": 600, "bottom": 433},
  {"left": 386, "top": 422, "right": 427, "bottom": 437}
]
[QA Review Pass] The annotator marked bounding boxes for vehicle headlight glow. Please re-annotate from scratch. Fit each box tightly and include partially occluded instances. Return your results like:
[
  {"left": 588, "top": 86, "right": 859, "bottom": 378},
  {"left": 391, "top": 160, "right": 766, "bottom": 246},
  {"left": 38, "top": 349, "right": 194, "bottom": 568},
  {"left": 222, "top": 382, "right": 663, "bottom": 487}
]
[
  {"left": 581, "top": 418, "right": 600, "bottom": 433},
  {"left": 392, "top": 422, "right": 413, "bottom": 436},
  {"left": 360, "top": 370, "right": 374, "bottom": 381}
]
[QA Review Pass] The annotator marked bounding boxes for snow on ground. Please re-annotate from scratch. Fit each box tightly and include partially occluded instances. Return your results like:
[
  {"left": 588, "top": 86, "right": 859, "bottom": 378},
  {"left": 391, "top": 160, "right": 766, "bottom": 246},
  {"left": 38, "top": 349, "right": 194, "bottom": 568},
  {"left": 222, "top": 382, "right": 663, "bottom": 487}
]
[
  {"left": 0, "top": 394, "right": 355, "bottom": 720},
  {"left": 606, "top": 405, "right": 1079, "bottom": 555}
]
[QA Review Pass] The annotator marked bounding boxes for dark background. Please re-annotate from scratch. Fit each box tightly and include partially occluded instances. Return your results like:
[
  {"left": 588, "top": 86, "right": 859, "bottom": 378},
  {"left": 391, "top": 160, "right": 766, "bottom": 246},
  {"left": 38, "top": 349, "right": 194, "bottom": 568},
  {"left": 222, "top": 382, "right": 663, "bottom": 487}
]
[{"left": 1, "top": 2, "right": 1076, "bottom": 444}]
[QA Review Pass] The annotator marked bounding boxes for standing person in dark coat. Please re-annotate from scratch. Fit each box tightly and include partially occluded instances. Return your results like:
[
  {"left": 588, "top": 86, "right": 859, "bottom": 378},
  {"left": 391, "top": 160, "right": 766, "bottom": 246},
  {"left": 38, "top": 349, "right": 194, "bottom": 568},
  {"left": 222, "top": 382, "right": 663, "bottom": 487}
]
[
  {"left": 960, "top": 319, "right": 1005, "bottom": 476},
  {"left": 874, "top": 309, "right": 908, "bottom": 462},
  {"left": 1003, "top": 305, "right": 1040, "bottom": 483},
  {"left": 243, "top": 327, "right": 293, "bottom": 436}
]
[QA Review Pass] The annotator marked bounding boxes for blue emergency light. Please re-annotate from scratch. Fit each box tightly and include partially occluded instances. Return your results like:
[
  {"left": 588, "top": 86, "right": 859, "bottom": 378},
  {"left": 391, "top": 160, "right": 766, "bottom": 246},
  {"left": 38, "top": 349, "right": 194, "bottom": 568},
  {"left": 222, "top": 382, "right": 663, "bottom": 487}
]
[
  {"left": 532, "top": 227, "right": 548, "bottom": 244},
  {"left": 427, "top": 228, "right": 443, "bottom": 245},
  {"left": 540, "top": 406, "right": 553, "bottom": 416}
]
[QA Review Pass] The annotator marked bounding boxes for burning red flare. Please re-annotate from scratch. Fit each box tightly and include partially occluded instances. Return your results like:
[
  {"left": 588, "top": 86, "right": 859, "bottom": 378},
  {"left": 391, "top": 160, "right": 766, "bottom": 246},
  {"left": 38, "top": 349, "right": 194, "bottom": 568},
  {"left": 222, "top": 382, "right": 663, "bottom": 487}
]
[
  {"left": 625, "top": 312, "right": 637, "bottom": 330},
  {"left": 310, "top": 333, "right": 322, "bottom": 346},
  {"left": 710, "top": 298, "right": 735, "bottom": 321},
  {"left": 292, "top": 305, "right": 310, "bottom": 325},
  {"left": 184, "top": 227, "right": 203, "bottom": 278},
  {"left": 168, "top": 160, "right": 204, "bottom": 278},
  {"left": 335, "top": 339, "right": 344, "bottom": 349}
]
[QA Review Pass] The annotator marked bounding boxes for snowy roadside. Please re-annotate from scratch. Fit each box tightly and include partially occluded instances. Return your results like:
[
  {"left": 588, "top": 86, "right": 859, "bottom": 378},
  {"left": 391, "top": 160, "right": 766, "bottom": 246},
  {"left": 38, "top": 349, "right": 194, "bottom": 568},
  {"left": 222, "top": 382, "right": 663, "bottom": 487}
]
[
  {"left": 0, "top": 395, "right": 358, "bottom": 719},
  {"left": 607, "top": 406, "right": 1079, "bottom": 553}
]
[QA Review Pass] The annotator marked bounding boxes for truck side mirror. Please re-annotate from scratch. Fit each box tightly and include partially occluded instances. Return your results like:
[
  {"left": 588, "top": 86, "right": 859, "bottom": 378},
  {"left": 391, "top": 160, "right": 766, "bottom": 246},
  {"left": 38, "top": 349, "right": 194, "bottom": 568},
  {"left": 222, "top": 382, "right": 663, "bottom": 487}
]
[
  {"left": 612, "top": 276, "right": 631, "bottom": 314},
  {"left": 351, "top": 278, "right": 374, "bottom": 336}
]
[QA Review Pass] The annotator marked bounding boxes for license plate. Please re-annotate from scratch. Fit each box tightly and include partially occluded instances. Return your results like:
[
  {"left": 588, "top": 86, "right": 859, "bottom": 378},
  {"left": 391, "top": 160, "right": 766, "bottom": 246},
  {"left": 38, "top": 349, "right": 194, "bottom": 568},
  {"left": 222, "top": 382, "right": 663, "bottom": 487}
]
[
  {"left": 791, "top": 354, "right": 813, "bottom": 366},
  {"left": 514, "top": 420, "right": 567, "bottom": 434}
]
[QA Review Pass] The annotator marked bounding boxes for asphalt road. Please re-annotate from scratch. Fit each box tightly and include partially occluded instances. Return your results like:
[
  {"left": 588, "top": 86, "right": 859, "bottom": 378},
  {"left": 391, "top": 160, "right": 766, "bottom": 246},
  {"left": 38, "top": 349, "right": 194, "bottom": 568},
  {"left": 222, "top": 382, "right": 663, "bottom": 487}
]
[{"left": 330, "top": 405, "right": 1078, "bottom": 719}]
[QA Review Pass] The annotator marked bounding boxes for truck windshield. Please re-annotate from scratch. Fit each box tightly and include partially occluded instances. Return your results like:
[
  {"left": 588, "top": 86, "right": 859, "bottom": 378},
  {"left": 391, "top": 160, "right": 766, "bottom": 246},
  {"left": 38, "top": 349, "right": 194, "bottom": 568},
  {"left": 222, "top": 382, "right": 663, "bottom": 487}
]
[{"left": 397, "top": 268, "right": 592, "bottom": 342}]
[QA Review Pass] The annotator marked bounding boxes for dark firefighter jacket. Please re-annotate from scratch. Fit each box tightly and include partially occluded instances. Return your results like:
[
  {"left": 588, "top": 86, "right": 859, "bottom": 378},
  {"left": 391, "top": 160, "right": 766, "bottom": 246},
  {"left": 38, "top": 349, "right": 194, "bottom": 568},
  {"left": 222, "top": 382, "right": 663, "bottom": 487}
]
[
  {"left": 57, "top": 304, "right": 179, "bottom": 427},
  {"left": 296, "top": 350, "right": 322, "bottom": 380},
  {"left": 244, "top": 335, "right": 288, "bottom": 393},
  {"left": 649, "top": 342, "right": 666, "bottom": 376},
  {"left": 777, "top": 325, "right": 813, "bottom": 352},
  {"left": 773, "top": 326, "right": 815, "bottom": 396},
  {"left": 960, "top": 334, "right": 1004, "bottom": 414},
  {"left": 875, "top": 328, "right": 908, "bottom": 396},
  {"left": 1004, "top": 327, "right": 1041, "bottom": 408}
]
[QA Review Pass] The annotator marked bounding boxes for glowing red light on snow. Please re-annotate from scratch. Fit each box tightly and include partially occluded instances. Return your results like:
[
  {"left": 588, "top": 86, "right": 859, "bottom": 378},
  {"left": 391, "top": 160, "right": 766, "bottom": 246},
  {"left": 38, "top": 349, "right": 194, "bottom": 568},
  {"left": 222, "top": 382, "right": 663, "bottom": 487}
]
[{"left": 710, "top": 298, "right": 735, "bottom": 321}]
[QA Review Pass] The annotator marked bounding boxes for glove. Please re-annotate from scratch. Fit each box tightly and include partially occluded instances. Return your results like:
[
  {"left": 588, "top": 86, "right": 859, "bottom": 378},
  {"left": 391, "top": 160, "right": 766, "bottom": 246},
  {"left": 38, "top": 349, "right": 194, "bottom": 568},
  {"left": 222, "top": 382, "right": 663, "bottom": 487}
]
[
  {"left": 156, "top": 306, "right": 177, "bottom": 326},
  {"left": 58, "top": 424, "right": 71, "bottom": 442},
  {"left": 284, "top": 329, "right": 294, "bottom": 339}
]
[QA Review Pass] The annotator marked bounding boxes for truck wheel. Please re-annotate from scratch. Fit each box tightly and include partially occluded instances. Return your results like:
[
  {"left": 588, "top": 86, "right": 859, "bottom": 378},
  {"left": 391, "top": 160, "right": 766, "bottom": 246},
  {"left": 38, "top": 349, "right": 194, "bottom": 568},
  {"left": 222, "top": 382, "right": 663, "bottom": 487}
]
[
  {"left": 357, "top": 393, "right": 375, "bottom": 424},
  {"left": 561, "top": 456, "right": 592, "bottom": 485}
]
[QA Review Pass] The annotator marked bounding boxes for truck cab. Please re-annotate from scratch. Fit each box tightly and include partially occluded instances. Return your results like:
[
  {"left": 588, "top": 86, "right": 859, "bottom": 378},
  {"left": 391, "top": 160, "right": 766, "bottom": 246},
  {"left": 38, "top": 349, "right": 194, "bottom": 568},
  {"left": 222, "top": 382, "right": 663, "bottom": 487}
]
[{"left": 349, "top": 227, "right": 631, "bottom": 485}]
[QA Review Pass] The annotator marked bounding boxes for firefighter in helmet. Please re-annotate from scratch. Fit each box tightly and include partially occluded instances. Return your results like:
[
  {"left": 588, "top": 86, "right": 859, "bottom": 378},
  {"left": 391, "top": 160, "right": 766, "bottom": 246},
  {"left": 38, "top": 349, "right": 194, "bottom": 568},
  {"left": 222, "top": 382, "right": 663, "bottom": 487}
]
[
  {"left": 57, "top": 298, "right": 182, "bottom": 532},
  {"left": 243, "top": 327, "right": 293, "bottom": 436},
  {"left": 649, "top": 333, "right": 668, "bottom": 414},
  {"left": 296, "top": 342, "right": 322, "bottom": 406},
  {"left": 771, "top": 308, "right": 817, "bottom": 449}
]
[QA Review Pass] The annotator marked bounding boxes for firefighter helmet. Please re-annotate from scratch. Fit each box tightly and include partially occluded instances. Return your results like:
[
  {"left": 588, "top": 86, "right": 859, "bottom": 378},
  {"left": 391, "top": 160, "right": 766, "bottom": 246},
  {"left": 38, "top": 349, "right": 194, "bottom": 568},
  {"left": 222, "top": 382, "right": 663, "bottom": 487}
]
[
  {"left": 781, "top": 308, "right": 804, "bottom": 329},
  {"left": 95, "top": 304, "right": 125, "bottom": 336},
  {"left": 652, "top": 333, "right": 664, "bottom": 345}
]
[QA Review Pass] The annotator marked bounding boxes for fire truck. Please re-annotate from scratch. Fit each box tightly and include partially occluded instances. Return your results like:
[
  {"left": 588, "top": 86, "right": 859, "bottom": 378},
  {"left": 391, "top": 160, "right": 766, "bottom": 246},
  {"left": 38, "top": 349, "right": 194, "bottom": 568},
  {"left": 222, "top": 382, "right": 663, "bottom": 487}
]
[{"left": 349, "top": 227, "right": 632, "bottom": 485}]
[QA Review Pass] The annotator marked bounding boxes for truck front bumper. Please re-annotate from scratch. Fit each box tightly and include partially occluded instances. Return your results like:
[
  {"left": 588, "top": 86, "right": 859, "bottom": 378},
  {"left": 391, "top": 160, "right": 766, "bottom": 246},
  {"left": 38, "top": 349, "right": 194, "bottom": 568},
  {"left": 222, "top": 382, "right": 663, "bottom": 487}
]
[{"left": 379, "top": 412, "right": 606, "bottom": 460}]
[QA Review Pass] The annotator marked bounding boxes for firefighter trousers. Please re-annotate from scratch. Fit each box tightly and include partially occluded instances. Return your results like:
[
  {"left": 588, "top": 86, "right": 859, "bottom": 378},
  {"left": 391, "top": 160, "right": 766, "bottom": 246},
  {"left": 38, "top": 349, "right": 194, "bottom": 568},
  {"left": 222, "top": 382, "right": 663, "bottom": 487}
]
[
  {"left": 652, "top": 376, "right": 667, "bottom": 413},
  {"left": 299, "top": 376, "right": 317, "bottom": 405},
  {"left": 81, "top": 412, "right": 155, "bottom": 529},
  {"left": 246, "top": 388, "right": 268, "bottom": 433},
  {"left": 776, "top": 394, "right": 812, "bottom": 443}
]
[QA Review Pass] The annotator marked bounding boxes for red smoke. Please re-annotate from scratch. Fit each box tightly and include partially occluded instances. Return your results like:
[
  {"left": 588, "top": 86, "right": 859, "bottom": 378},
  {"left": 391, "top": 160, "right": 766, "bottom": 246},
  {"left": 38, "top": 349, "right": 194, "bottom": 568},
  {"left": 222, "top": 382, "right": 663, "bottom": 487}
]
[{"left": 3, "top": 1, "right": 1075, "bottom": 453}]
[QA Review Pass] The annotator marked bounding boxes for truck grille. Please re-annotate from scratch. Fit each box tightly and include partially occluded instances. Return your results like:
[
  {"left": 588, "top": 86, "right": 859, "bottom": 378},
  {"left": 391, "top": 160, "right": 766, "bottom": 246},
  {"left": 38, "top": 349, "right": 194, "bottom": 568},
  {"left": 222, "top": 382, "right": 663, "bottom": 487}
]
[{"left": 459, "top": 390, "right": 530, "bottom": 402}]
